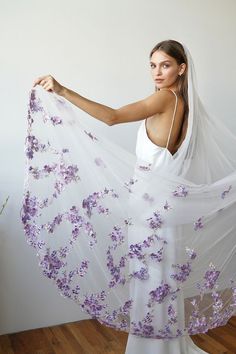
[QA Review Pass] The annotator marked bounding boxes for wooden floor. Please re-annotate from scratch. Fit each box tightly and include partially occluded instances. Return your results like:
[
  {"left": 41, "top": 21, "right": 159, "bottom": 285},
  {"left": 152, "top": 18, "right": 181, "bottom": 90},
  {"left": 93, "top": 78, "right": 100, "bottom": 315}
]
[{"left": 0, "top": 317, "right": 236, "bottom": 354}]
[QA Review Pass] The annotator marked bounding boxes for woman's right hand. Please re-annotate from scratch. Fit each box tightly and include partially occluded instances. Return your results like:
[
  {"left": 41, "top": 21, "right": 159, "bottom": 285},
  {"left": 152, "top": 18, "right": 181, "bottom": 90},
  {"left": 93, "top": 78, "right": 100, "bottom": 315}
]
[{"left": 33, "top": 75, "right": 66, "bottom": 96}]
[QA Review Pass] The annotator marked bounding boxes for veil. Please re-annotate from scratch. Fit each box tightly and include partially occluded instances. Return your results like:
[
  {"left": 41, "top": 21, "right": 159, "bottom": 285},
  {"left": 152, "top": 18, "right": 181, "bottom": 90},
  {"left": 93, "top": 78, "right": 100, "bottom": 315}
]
[{"left": 20, "top": 42, "right": 236, "bottom": 339}]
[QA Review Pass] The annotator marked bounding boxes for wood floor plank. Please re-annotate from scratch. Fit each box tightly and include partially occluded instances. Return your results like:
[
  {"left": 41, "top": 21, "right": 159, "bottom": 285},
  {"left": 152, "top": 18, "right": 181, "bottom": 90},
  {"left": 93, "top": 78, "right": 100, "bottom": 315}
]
[
  {"left": 0, "top": 316, "right": 235, "bottom": 354},
  {"left": 0, "top": 335, "right": 14, "bottom": 354}
]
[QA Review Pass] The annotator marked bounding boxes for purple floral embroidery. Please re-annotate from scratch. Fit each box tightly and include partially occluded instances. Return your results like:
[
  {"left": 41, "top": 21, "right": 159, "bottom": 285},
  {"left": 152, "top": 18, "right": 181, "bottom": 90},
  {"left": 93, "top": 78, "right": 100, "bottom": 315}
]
[
  {"left": 84, "top": 130, "right": 98, "bottom": 141},
  {"left": 25, "top": 135, "right": 48, "bottom": 160},
  {"left": 94, "top": 157, "right": 107, "bottom": 168},
  {"left": 138, "top": 164, "right": 152, "bottom": 171},
  {"left": 29, "top": 90, "right": 43, "bottom": 113},
  {"left": 130, "top": 266, "right": 149, "bottom": 280},
  {"left": 202, "top": 263, "right": 220, "bottom": 290},
  {"left": 185, "top": 247, "right": 197, "bottom": 260},
  {"left": 81, "top": 291, "right": 107, "bottom": 318},
  {"left": 146, "top": 211, "right": 163, "bottom": 230},
  {"left": 163, "top": 200, "right": 172, "bottom": 211},
  {"left": 194, "top": 217, "right": 204, "bottom": 231},
  {"left": 168, "top": 304, "right": 177, "bottom": 324},
  {"left": 21, "top": 191, "right": 39, "bottom": 223},
  {"left": 65, "top": 205, "right": 97, "bottom": 247},
  {"left": 39, "top": 248, "right": 66, "bottom": 280},
  {"left": 221, "top": 185, "right": 232, "bottom": 199},
  {"left": 82, "top": 188, "right": 119, "bottom": 218},
  {"left": 148, "top": 281, "right": 172, "bottom": 306},
  {"left": 142, "top": 193, "right": 154, "bottom": 203},
  {"left": 172, "top": 184, "right": 188, "bottom": 197},
  {"left": 131, "top": 312, "right": 155, "bottom": 337},
  {"left": 149, "top": 247, "right": 164, "bottom": 262},
  {"left": 124, "top": 177, "right": 138, "bottom": 193},
  {"left": 170, "top": 262, "right": 192, "bottom": 282},
  {"left": 50, "top": 116, "right": 62, "bottom": 125}
]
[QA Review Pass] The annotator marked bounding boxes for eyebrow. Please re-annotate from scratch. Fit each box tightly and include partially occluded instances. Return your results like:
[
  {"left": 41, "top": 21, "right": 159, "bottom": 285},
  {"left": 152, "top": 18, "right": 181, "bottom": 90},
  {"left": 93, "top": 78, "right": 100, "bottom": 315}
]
[{"left": 150, "top": 60, "right": 172, "bottom": 64}]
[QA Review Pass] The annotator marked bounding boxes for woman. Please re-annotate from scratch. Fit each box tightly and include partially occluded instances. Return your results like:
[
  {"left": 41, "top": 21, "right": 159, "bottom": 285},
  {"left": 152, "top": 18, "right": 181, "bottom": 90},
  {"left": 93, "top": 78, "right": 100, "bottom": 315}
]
[{"left": 22, "top": 40, "right": 236, "bottom": 353}]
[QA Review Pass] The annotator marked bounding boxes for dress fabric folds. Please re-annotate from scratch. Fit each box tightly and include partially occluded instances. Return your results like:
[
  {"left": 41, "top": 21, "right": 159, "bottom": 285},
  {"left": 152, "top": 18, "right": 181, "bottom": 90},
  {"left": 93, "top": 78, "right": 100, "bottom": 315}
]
[{"left": 21, "top": 44, "right": 236, "bottom": 353}]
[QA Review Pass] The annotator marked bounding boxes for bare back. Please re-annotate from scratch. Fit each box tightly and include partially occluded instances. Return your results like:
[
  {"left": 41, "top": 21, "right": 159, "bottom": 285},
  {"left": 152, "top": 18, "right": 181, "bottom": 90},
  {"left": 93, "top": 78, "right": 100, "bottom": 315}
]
[{"left": 145, "top": 89, "right": 187, "bottom": 155}]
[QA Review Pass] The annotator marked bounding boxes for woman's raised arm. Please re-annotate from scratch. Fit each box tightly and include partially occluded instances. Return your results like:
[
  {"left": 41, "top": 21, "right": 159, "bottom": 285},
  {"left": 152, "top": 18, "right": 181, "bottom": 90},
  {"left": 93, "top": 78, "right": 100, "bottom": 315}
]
[{"left": 33, "top": 75, "right": 172, "bottom": 126}]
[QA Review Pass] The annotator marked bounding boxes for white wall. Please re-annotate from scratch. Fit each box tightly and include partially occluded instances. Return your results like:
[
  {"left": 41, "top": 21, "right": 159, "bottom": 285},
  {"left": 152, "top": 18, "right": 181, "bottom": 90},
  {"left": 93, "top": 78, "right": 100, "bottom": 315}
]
[{"left": 0, "top": 0, "right": 235, "bottom": 335}]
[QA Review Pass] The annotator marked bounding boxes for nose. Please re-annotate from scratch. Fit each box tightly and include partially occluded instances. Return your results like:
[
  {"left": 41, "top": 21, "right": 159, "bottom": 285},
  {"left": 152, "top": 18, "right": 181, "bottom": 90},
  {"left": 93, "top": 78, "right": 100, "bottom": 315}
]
[{"left": 154, "top": 67, "right": 162, "bottom": 76}]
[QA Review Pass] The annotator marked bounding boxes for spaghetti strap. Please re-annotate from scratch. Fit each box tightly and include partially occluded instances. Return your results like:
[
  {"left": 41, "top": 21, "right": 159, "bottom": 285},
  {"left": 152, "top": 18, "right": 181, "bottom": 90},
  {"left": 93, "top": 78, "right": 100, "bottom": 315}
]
[{"left": 161, "top": 88, "right": 178, "bottom": 149}]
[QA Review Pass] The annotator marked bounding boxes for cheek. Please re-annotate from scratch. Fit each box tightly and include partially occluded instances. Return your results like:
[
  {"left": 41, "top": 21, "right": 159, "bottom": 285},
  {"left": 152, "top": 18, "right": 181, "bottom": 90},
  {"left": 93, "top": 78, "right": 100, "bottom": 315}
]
[{"left": 166, "top": 69, "right": 177, "bottom": 80}]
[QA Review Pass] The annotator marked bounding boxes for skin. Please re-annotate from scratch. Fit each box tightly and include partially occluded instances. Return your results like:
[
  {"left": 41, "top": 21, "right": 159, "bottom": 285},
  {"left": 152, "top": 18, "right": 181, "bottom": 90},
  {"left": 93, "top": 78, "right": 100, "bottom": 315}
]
[{"left": 33, "top": 50, "right": 186, "bottom": 153}]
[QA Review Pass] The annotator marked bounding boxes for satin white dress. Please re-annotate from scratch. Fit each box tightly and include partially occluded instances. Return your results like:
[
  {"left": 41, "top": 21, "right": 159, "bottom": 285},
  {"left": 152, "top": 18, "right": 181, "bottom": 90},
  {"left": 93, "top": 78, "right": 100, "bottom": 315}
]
[{"left": 125, "top": 89, "right": 209, "bottom": 354}]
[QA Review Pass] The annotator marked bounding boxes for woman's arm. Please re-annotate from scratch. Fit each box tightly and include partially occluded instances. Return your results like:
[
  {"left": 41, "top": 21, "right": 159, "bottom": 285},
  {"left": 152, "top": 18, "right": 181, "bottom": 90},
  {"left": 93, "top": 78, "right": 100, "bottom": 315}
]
[
  {"left": 61, "top": 87, "right": 173, "bottom": 126},
  {"left": 33, "top": 75, "right": 173, "bottom": 126}
]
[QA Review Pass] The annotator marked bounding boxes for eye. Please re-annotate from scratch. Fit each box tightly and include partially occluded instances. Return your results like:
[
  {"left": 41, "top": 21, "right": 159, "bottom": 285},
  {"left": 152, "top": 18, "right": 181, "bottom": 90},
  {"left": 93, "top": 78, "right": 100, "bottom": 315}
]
[
  {"left": 163, "top": 64, "right": 170, "bottom": 68},
  {"left": 150, "top": 63, "right": 155, "bottom": 68}
]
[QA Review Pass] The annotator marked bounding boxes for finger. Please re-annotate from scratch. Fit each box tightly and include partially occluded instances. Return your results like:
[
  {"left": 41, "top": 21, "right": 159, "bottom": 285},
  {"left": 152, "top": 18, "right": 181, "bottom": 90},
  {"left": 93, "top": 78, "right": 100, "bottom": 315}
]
[
  {"left": 33, "top": 75, "right": 49, "bottom": 87},
  {"left": 44, "top": 83, "right": 53, "bottom": 91}
]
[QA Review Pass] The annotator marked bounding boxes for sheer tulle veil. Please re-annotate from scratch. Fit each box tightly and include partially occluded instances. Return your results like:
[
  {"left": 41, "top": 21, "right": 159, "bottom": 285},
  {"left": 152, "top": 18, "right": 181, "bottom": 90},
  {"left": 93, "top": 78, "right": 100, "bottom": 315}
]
[{"left": 20, "top": 41, "right": 236, "bottom": 339}]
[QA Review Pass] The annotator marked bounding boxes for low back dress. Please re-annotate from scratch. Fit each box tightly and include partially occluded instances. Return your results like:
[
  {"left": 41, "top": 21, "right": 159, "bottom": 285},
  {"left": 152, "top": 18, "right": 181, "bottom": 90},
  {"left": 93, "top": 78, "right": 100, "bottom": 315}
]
[{"left": 125, "top": 88, "right": 209, "bottom": 354}]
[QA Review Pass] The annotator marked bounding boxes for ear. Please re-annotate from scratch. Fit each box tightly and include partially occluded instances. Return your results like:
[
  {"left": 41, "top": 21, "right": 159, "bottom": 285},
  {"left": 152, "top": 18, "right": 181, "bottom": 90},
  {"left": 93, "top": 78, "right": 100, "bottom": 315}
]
[{"left": 179, "top": 63, "right": 187, "bottom": 76}]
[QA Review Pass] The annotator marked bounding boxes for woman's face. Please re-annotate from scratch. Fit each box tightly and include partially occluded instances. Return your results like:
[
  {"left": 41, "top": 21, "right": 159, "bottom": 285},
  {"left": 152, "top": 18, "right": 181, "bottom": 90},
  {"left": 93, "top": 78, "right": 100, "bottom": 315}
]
[{"left": 150, "top": 50, "right": 182, "bottom": 90}]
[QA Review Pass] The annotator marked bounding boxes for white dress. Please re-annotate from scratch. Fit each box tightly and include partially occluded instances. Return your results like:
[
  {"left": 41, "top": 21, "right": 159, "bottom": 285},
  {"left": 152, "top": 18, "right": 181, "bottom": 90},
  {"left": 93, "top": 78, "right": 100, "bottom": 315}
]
[{"left": 125, "top": 89, "right": 209, "bottom": 354}]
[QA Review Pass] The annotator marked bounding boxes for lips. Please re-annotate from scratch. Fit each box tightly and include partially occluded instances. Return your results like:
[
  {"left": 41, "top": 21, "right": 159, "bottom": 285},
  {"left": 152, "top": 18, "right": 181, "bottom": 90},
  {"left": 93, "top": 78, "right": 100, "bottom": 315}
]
[{"left": 155, "top": 79, "right": 164, "bottom": 82}]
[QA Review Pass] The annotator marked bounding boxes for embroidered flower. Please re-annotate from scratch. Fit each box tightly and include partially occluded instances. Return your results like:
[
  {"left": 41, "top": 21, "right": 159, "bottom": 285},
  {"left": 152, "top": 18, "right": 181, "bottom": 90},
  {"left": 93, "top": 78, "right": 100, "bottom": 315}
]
[
  {"left": 148, "top": 281, "right": 172, "bottom": 306},
  {"left": 94, "top": 157, "right": 107, "bottom": 168},
  {"left": 50, "top": 116, "right": 62, "bottom": 125},
  {"left": 170, "top": 262, "right": 192, "bottom": 282},
  {"left": 194, "top": 217, "right": 204, "bottom": 231},
  {"left": 172, "top": 184, "right": 188, "bottom": 197},
  {"left": 163, "top": 200, "right": 172, "bottom": 211},
  {"left": 142, "top": 192, "right": 154, "bottom": 203},
  {"left": 146, "top": 211, "right": 163, "bottom": 230},
  {"left": 221, "top": 185, "right": 232, "bottom": 199},
  {"left": 84, "top": 130, "right": 98, "bottom": 141},
  {"left": 138, "top": 164, "right": 152, "bottom": 171}
]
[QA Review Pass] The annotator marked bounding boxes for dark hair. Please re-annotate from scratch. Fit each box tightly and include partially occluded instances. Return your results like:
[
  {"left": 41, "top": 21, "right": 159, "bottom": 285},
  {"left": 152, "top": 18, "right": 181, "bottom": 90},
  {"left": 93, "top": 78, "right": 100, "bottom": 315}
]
[{"left": 149, "top": 39, "right": 189, "bottom": 148}]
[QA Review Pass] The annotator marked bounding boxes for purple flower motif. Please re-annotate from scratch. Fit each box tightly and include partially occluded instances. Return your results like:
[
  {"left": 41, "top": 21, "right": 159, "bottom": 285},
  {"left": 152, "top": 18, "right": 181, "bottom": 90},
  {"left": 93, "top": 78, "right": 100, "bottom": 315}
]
[
  {"left": 221, "top": 185, "right": 232, "bottom": 199},
  {"left": 94, "top": 157, "right": 107, "bottom": 168},
  {"left": 50, "top": 116, "right": 62, "bottom": 125},
  {"left": 124, "top": 178, "right": 138, "bottom": 193},
  {"left": 172, "top": 184, "right": 188, "bottom": 197},
  {"left": 148, "top": 281, "right": 171, "bottom": 305},
  {"left": 130, "top": 267, "right": 149, "bottom": 280},
  {"left": 128, "top": 243, "right": 143, "bottom": 259},
  {"left": 131, "top": 312, "right": 155, "bottom": 337},
  {"left": 168, "top": 304, "right": 177, "bottom": 324},
  {"left": 149, "top": 247, "right": 164, "bottom": 262},
  {"left": 170, "top": 262, "right": 192, "bottom": 282},
  {"left": 39, "top": 249, "right": 66, "bottom": 280},
  {"left": 185, "top": 247, "right": 197, "bottom": 260},
  {"left": 142, "top": 193, "right": 154, "bottom": 203},
  {"left": 109, "top": 226, "right": 125, "bottom": 246},
  {"left": 194, "top": 217, "right": 203, "bottom": 231},
  {"left": 203, "top": 263, "right": 220, "bottom": 290},
  {"left": 43, "top": 213, "right": 63, "bottom": 233},
  {"left": 23, "top": 222, "right": 43, "bottom": 249},
  {"left": 81, "top": 291, "right": 107, "bottom": 317},
  {"left": 21, "top": 191, "right": 39, "bottom": 224},
  {"left": 82, "top": 188, "right": 118, "bottom": 218},
  {"left": 138, "top": 164, "right": 152, "bottom": 171},
  {"left": 163, "top": 200, "right": 172, "bottom": 211},
  {"left": 58, "top": 163, "right": 80, "bottom": 185},
  {"left": 146, "top": 211, "right": 163, "bottom": 230},
  {"left": 25, "top": 135, "right": 47, "bottom": 160},
  {"left": 78, "top": 260, "right": 89, "bottom": 277},
  {"left": 29, "top": 89, "right": 43, "bottom": 113},
  {"left": 84, "top": 130, "right": 98, "bottom": 141}
]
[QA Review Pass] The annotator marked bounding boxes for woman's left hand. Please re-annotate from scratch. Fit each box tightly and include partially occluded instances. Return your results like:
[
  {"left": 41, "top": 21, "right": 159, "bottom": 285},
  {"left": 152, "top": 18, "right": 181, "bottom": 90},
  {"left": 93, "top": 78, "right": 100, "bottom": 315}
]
[{"left": 33, "top": 75, "right": 65, "bottom": 96}]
